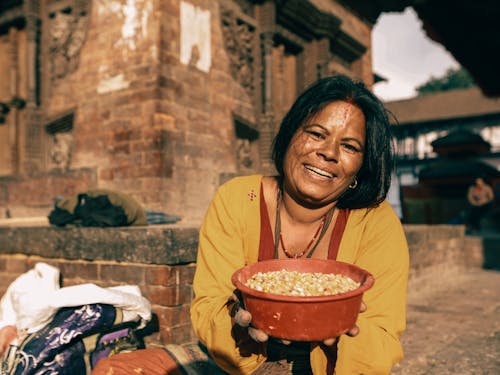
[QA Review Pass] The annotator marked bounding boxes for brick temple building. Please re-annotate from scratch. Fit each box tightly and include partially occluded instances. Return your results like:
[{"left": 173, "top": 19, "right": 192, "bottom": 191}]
[{"left": 0, "top": 0, "right": 375, "bottom": 222}]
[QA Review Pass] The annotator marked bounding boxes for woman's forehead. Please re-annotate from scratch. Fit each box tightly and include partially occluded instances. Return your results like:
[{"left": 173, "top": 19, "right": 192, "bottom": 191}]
[{"left": 307, "top": 101, "right": 365, "bottom": 127}]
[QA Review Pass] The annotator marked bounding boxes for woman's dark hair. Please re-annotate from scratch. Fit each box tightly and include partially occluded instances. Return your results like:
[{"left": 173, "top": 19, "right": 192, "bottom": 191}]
[{"left": 271, "top": 74, "right": 394, "bottom": 209}]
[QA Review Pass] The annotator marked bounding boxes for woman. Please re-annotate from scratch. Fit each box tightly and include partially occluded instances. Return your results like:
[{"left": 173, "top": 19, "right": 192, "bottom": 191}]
[{"left": 191, "top": 75, "right": 409, "bottom": 374}]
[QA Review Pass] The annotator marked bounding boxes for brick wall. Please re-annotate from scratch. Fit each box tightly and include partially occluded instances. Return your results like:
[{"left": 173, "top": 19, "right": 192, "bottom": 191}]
[{"left": 0, "top": 223, "right": 483, "bottom": 346}]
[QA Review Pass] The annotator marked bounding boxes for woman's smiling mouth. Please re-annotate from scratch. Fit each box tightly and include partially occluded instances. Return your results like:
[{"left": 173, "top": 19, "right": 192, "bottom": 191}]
[{"left": 304, "top": 164, "right": 334, "bottom": 178}]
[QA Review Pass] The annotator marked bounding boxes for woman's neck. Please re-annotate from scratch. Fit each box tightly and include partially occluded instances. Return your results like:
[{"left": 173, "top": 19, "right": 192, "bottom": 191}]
[{"left": 280, "top": 189, "right": 336, "bottom": 225}]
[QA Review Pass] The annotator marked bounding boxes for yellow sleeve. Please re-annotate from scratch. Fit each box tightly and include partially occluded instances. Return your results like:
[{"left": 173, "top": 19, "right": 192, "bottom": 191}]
[
  {"left": 190, "top": 177, "right": 265, "bottom": 375},
  {"left": 312, "top": 201, "right": 409, "bottom": 375}
]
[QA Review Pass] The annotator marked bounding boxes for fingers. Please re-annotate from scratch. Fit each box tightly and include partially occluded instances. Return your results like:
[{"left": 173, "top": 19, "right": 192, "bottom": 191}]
[
  {"left": 231, "top": 291, "right": 242, "bottom": 303},
  {"left": 322, "top": 320, "right": 361, "bottom": 345},
  {"left": 344, "top": 300, "right": 366, "bottom": 338},
  {"left": 230, "top": 291, "right": 251, "bottom": 327},
  {"left": 233, "top": 307, "right": 269, "bottom": 343},
  {"left": 346, "top": 324, "right": 360, "bottom": 337},
  {"left": 360, "top": 301, "right": 367, "bottom": 313},
  {"left": 322, "top": 337, "right": 338, "bottom": 346},
  {"left": 344, "top": 301, "right": 365, "bottom": 337},
  {"left": 248, "top": 327, "right": 269, "bottom": 342},
  {"left": 233, "top": 306, "right": 252, "bottom": 327},
  {"left": 230, "top": 293, "right": 269, "bottom": 343}
]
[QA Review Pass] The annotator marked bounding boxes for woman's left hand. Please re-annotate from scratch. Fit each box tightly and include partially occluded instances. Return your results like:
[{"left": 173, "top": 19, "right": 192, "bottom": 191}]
[{"left": 321, "top": 301, "right": 367, "bottom": 346}]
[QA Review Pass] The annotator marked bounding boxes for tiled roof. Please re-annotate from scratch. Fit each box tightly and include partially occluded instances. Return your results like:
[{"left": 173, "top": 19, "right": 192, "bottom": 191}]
[
  {"left": 384, "top": 87, "right": 500, "bottom": 125},
  {"left": 420, "top": 160, "right": 500, "bottom": 179},
  {"left": 431, "top": 130, "right": 489, "bottom": 147}
]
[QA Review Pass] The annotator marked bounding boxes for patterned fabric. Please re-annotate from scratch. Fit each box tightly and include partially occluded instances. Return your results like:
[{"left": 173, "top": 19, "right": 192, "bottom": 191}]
[
  {"left": 89, "top": 326, "right": 144, "bottom": 368},
  {"left": 91, "top": 343, "right": 226, "bottom": 375},
  {"left": 1, "top": 304, "right": 143, "bottom": 375}
]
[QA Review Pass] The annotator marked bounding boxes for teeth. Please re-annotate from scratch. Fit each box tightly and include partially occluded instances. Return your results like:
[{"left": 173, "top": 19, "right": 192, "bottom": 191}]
[{"left": 305, "top": 165, "right": 333, "bottom": 178}]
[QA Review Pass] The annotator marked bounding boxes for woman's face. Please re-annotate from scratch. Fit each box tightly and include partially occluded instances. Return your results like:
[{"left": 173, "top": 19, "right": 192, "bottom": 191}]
[{"left": 283, "top": 100, "right": 366, "bottom": 206}]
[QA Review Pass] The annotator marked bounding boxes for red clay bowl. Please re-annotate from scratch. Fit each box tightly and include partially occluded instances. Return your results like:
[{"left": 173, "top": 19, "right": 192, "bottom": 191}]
[{"left": 231, "top": 258, "right": 374, "bottom": 342}]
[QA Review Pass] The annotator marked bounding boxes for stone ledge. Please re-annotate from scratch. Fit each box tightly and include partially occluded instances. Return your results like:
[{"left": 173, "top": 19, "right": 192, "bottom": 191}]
[
  {"left": 0, "top": 223, "right": 481, "bottom": 272},
  {"left": 0, "top": 224, "right": 199, "bottom": 265}
]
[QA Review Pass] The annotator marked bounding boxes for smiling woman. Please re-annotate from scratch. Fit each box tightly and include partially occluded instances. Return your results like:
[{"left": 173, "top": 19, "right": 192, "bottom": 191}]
[{"left": 188, "top": 75, "right": 409, "bottom": 375}]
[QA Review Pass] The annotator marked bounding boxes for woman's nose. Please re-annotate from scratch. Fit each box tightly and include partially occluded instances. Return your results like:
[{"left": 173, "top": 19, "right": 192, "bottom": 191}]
[{"left": 317, "top": 140, "right": 339, "bottom": 161}]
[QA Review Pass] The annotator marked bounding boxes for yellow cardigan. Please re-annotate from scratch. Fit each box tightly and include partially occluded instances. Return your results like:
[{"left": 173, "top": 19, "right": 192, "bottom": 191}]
[{"left": 191, "top": 175, "right": 409, "bottom": 374}]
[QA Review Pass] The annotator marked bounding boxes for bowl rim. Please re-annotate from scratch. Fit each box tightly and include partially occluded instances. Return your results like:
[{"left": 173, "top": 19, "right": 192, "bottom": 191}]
[{"left": 231, "top": 258, "right": 375, "bottom": 303}]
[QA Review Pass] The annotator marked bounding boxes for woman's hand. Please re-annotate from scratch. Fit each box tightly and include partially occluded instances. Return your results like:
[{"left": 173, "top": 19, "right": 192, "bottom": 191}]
[
  {"left": 230, "top": 293, "right": 270, "bottom": 342},
  {"left": 321, "top": 301, "right": 367, "bottom": 347}
]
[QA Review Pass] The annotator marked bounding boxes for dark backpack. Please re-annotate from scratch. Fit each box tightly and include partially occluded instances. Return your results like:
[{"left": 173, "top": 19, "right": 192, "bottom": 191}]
[{"left": 48, "top": 194, "right": 128, "bottom": 227}]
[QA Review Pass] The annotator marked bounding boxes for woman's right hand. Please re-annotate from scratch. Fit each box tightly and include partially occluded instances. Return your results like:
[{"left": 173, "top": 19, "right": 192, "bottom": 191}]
[{"left": 230, "top": 293, "right": 270, "bottom": 343}]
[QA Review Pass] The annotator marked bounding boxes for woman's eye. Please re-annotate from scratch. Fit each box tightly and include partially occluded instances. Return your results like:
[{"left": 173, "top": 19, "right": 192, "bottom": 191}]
[
  {"left": 342, "top": 143, "right": 360, "bottom": 153},
  {"left": 306, "top": 130, "right": 325, "bottom": 139}
]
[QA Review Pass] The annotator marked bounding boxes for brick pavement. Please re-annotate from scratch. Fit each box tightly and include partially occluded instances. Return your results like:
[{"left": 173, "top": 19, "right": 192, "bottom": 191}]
[{"left": 392, "top": 268, "right": 500, "bottom": 374}]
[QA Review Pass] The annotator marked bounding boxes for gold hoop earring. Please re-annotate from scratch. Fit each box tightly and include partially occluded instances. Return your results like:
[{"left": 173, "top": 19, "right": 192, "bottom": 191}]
[{"left": 349, "top": 177, "right": 358, "bottom": 189}]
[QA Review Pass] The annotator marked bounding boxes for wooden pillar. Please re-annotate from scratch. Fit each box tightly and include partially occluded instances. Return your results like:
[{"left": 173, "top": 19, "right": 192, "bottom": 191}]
[
  {"left": 7, "top": 27, "right": 21, "bottom": 174},
  {"left": 23, "top": 0, "right": 42, "bottom": 174},
  {"left": 316, "top": 38, "right": 330, "bottom": 80},
  {"left": 255, "top": 1, "right": 276, "bottom": 172}
]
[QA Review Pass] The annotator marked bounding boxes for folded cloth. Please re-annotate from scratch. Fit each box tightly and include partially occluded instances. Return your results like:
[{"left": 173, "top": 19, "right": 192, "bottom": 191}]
[
  {"left": 145, "top": 210, "right": 181, "bottom": 225},
  {"left": 0, "top": 263, "right": 151, "bottom": 334}
]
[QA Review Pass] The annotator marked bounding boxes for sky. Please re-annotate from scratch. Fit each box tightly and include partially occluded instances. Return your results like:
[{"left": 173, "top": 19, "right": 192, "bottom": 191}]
[{"left": 371, "top": 7, "right": 460, "bottom": 102}]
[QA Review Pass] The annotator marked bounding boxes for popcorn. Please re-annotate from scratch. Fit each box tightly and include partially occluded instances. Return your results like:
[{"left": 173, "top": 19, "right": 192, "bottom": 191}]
[{"left": 245, "top": 269, "right": 360, "bottom": 296}]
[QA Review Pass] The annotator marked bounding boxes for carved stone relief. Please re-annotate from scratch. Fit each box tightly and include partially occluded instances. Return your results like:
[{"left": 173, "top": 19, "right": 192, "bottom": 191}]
[
  {"left": 220, "top": 6, "right": 256, "bottom": 98},
  {"left": 236, "top": 138, "right": 253, "bottom": 169},
  {"left": 48, "top": 9, "right": 88, "bottom": 81},
  {"left": 234, "top": 117, "right": 259, "bottom": 172},
  {"left": 50, "top": 132, "right": 74, "bottom": 171},
  {"left": 46, "top": 111, "right": 74, "bottom": 172}
]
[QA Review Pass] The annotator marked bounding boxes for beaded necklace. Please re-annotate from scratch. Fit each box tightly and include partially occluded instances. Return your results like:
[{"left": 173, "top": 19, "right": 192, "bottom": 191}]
[{"left": 273, "top": 188, "right": 335, "bottom": 259}]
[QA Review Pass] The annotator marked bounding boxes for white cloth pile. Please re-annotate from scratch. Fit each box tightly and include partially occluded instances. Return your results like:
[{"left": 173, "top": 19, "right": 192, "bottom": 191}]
[{"left": 0, "top": 262, "right": 152, "bottom": 337}]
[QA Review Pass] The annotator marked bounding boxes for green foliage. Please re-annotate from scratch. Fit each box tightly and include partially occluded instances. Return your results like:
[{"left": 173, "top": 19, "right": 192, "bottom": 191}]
[{"left": 416, "top": 67, "right": 476, "bottom": 95}]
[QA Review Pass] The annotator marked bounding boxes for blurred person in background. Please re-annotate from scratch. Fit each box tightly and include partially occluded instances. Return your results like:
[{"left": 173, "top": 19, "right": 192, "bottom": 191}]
[{"left": 466, "top": 176, "right": 494, "bottom": 234}]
